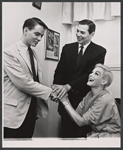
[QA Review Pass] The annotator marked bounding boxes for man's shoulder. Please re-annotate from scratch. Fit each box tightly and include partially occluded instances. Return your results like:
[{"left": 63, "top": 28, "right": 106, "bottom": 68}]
[
  {"left": 63, "top": 42, "right": 78, "bottom": 52},
  {"left": 91, "top": 42, "right": 106, "bottom": 51},
  {"left": 64, "top": 42, "right": 78, "bottom": 47},
  {"left": 4, "top": 42, "right": 18, "bottom": 51},
  {"left": 4, "top": 41, "right": 18, "bottom": 56}
]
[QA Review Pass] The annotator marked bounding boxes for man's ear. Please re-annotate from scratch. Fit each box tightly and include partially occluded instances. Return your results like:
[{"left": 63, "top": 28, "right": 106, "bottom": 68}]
[
  {"left": 91, "top": 32, "right": 95, "bottom": 37},
  {"left": 23, "top": 27, "right": 29, "bottom": 35},
  {"left": 101, "top": 80, "right": 107, "bottom": 86}
]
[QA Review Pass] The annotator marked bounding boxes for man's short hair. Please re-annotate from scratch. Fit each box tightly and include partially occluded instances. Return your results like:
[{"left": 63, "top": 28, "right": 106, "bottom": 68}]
[
  {"left": 23, "top": 17, "right": 48, "bottom": 31},
  {"left": 95, "top": 63, "right": 113, "bottom": 88},
  {"left": 79, "top": 19, "right": 96, "bottom": 34}
]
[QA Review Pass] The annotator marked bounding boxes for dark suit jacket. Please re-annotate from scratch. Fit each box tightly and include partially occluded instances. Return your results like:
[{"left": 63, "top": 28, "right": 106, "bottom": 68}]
[{"left": 53, "top": 41, "right": 106, "bottom": 118}]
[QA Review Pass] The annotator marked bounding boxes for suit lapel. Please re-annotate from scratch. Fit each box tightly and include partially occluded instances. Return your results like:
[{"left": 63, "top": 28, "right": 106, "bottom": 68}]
[
  {"left": 73, "top": 42, "right": 78, "bottom": 56},
  {"left": 33, "top": 50, "right": 42, "bottom": 82},
  {"left": 16, "top": 41, "right": 42, "bottom": 83},
  {"left": 71, "top": 43, "right": 79, "bottom": 73},
  {"left": 16, "top": 41, "right": 32, "bottom": 73}
]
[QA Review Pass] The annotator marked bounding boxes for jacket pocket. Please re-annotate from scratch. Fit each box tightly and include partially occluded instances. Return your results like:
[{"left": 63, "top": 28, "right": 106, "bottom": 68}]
[{"left": 4, "top": 99, "right": 18, "bottom": 106}]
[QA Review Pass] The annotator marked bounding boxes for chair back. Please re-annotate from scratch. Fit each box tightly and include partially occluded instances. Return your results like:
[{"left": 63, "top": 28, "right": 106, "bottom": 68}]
[{"left": 115, "top": 98, "right": 121, "bottom": 117}]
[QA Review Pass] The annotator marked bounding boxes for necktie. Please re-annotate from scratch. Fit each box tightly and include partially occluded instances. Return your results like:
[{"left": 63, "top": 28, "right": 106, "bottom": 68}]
[
  {"left": 28, "top": 47, "right": 37, "bottom": 118},
  {"left": 28, "top": 47, "right": 37, "bottom": 81},
  {"left": 77, "top": 45, "right": 83, "bottom": 66}
]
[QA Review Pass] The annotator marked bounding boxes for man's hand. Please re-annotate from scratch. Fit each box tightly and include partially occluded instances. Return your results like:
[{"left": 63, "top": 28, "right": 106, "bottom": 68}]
[
  {"left": 49, "top": 89, "right": 59, "bottom": 103},
  {"left": 51, "top": 84, "right": 71, "bottom": 100}
]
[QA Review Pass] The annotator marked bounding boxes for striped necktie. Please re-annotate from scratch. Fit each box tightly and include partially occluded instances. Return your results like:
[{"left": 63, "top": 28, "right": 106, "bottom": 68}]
[
  {"left": 28, "top": 47, "right": 37, "bottom": 81},
  {"left": 77, "top": 45, "right": 83, "bottom": 66}
]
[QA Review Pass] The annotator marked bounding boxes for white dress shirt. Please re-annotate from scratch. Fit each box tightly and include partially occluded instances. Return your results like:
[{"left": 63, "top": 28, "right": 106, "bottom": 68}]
[
  {"left": 78, "top": 42, "right": 91, "bottom": 55},
  {"left": 19, "top": 39, "right": 37, "bottom": 75}
]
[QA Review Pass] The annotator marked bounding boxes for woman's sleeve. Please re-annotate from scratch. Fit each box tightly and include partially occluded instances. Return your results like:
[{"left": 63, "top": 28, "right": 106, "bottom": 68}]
[
  {"left": 76, "top": 98, "right": 85, "bottom": 115},
  {"left": 82, "top": 98, "right": 114, "bottom": 125}
]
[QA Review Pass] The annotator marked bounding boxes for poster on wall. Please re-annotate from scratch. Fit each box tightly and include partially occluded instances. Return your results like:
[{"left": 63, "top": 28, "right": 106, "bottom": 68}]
[{"left": 45, "top": 28, "right": 60, "bottom": 61}]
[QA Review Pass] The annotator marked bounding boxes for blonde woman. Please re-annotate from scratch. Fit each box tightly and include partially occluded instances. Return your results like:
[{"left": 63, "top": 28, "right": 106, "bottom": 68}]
[{"left": 59, "top": 64, "right": 121, "bottom": 137}]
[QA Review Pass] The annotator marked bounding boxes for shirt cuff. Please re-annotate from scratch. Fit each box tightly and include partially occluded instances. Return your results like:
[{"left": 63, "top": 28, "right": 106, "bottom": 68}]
[{"left": 66, "top": 84, "right": 71, "bottom": 91}]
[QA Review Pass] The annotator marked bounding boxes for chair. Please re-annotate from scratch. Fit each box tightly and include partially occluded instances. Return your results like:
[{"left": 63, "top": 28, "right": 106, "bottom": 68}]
[{"left": 115, "top": 98, "right": 121, "bottom": 117}]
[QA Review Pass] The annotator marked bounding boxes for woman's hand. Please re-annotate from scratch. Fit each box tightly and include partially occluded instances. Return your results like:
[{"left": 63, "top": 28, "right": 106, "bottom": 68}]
[{"left": 60, "top": 93, "right": 70, "bottom": 106}]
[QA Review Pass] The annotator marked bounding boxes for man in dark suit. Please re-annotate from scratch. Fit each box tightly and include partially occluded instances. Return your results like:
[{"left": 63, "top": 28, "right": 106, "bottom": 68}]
[{"left": 52, "top": 19, "right": 107, "bottom": 138}]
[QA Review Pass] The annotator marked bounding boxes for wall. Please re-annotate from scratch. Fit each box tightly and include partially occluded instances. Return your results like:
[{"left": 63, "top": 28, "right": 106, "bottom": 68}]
[
  {"left": 93, "top": 18, "right": 121, "bottom": 98},
  {"left": 3, "top": 2, "right": 120, "bottom": 138}
]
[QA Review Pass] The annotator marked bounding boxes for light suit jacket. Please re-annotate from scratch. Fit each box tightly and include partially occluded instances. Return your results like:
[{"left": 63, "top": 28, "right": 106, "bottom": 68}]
[{"left": 4, "top": 40, "right": 52, "bottom": 129}]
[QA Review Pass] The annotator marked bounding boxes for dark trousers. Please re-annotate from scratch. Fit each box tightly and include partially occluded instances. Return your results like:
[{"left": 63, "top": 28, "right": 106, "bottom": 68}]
[
  {"left": 4, "top": 97, "right": 37, "bottom": 138},
  {"left": 61, "top": 117, "right": 92, "bottom": 138}
]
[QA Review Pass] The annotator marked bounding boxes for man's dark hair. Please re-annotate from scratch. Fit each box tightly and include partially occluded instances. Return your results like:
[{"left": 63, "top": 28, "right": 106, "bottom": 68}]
[
  {"left": 23, "top": 17, "right": 48, "bottom": 31},
  {"left": 79, "top": 19, "right": 96, "bottom": 34}
]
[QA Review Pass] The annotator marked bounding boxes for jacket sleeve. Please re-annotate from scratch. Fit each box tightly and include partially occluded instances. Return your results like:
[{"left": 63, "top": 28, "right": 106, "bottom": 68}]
[
  {"left": 4, "top": 49, "right": 52, "bottom": 101},
  {"left": 53, "top": 45, "right": 67, "bottom": 85}
]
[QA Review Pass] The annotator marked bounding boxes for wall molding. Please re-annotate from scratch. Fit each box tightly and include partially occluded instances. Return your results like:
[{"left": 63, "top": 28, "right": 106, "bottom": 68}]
[{"left": 110, "top": 67, "right": 121, "bottom": 71}]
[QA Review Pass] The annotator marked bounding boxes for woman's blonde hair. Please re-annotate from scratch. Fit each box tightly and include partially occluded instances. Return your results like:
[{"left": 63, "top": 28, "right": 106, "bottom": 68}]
[{"left": 95, "top": 63, "right": 113, "bottom": 88}]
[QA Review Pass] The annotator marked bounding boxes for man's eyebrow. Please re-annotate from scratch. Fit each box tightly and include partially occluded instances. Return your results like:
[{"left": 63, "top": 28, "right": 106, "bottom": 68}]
[
  {"left": 76, "top": 29, "right": 85, "bottom": 33},
  {"left": 35, "top": 32, "right": 44, "bottom": 36}
]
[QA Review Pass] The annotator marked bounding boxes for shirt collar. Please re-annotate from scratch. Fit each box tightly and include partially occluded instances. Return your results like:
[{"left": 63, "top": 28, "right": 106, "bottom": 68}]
[
  {"left": 83, "top": 41, "right": 91, "bottom": 49},
  {"left": 79, "top": 41, "right": 91, "bottom": 49},
  {"left": 78, "top": 41, "right": 91, "bottom": 54},
  {"left": 18, "top": 39, "right": 28, "bottom": 52}
]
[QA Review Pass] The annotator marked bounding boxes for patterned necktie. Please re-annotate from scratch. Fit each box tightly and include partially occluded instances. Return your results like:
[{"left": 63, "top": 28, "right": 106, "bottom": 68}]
[
  {"left": 77, "top": 45, "right": 83, "bottom": 66},
  {"left": 28, "top": 47, "right": 37, "bottom": 81}
]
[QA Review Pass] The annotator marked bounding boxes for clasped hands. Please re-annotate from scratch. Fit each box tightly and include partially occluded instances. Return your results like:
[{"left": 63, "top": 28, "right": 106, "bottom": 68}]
[{"left": 50, "top": 84, "right": 71, "bottom": 103}]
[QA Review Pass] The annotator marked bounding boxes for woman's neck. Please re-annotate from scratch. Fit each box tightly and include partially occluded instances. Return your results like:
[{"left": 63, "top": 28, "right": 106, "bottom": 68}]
[{"left": 91, "top": 86, "right": 104, "bottom": 96}]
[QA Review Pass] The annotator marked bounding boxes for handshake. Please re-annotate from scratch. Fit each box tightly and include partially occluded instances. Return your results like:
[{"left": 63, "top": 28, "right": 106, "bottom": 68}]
[{"left": 50, "top": 84, "right": 71, "bottom": 103}]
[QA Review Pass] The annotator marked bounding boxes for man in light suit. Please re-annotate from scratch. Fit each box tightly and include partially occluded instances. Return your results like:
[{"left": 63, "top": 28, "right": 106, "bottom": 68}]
[
  {"left": 4, "top": 17, "right": 52, "bottom": 138},
  {"left": 52, "top": 19, "right": 107, "bottom": 138}
]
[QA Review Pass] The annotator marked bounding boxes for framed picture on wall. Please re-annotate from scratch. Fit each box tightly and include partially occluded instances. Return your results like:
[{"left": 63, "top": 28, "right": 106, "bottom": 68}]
[
  {"left": 45, "top": 29, "right": 60, "bottom": 61},
  {"left": 32, "top": 2, "right": 42, "bottom": 10}
]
